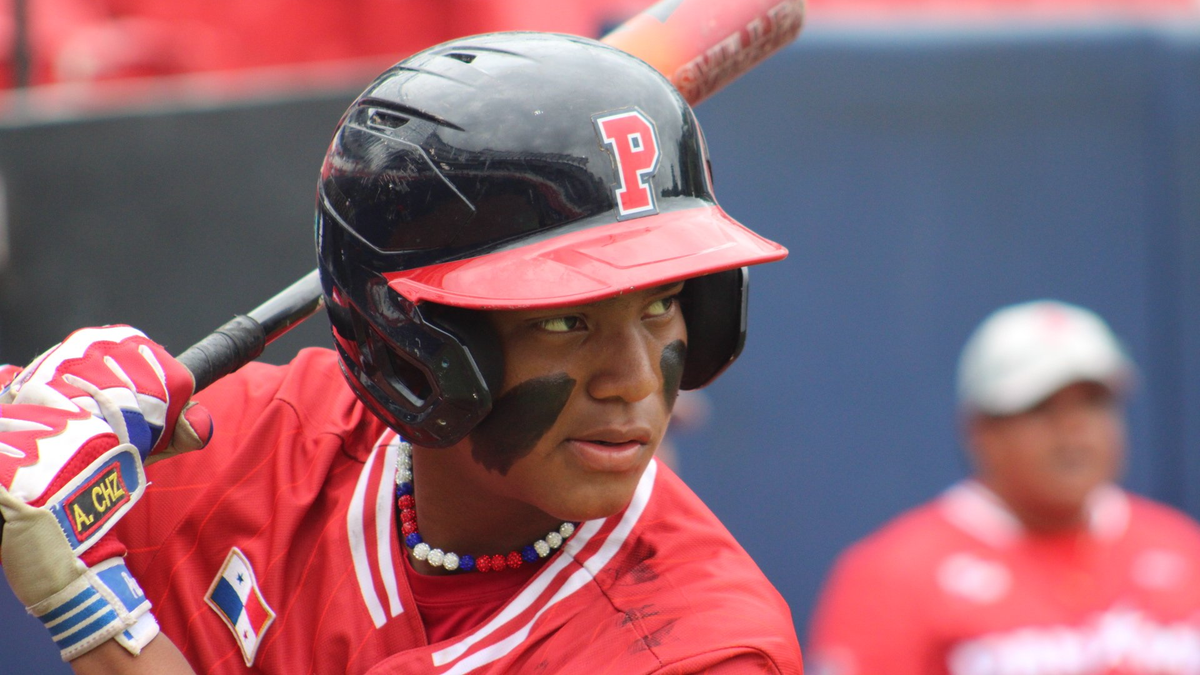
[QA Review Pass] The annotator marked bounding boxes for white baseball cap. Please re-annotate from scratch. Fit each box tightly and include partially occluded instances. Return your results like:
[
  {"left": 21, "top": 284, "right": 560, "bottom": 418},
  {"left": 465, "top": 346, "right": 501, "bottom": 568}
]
[{"left": 957, "top": 300, "right": 1135, "bottom": 416}]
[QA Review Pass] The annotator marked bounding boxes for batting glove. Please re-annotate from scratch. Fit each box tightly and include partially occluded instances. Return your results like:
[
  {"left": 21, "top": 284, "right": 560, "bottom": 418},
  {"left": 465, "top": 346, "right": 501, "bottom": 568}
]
[
  {"left": 0, "top": 326, "right": 212, "bottom": 661},
  {"left": 1, "top": 325, "right": 213, "bottom": 464}
]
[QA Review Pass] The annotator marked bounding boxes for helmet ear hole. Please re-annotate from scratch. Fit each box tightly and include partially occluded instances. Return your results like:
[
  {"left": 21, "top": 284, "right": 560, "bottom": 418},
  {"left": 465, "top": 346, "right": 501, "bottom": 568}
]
[
  {"left": 679, "top": 268, "right": 749, "bottom": 390},
  {"left": 354, "top": 313, "right": 434, "bottom": 409},
  {"left": 420, "top": 303, "right": 505, "bottom": 397}
]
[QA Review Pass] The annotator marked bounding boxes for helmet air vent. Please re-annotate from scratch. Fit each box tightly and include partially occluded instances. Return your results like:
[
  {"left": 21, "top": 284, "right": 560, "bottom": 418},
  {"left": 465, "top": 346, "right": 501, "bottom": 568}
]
[
  {"left": 445, "top": 52, "right": 477, "bottom": 64},
  {"left": 368, "top": 108, "right": 409, "bottom": 130}
]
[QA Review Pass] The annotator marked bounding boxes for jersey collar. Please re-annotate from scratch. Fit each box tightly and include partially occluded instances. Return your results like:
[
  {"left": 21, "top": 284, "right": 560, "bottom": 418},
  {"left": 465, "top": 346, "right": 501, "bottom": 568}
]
[{"left": 940, "top": 479, "right": 1130, "bottom": 548}]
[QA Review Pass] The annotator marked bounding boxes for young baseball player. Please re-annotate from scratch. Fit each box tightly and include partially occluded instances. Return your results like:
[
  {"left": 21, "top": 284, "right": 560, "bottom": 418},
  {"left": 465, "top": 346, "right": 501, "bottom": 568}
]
[
  {"left": 0, "top": 33, "right": 804, "bottom": 674},
  {"left": 807, "top": 300, "right": 1200, "bottom": 675}
]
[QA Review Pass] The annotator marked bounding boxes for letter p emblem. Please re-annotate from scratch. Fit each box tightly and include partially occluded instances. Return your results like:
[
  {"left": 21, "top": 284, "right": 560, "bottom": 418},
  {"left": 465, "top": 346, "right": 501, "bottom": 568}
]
[{"left": 594, "top": 109, "right": 661, "bottom": 219}]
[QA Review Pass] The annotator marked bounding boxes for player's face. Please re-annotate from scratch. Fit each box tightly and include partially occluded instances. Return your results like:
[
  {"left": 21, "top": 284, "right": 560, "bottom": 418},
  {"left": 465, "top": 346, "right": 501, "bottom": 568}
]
[
  {"left": 463, "top": 282, "right": 688, "bottom": 522},
  {"left": 968, "top": 381, "right": 1125, "bottom": 531}
]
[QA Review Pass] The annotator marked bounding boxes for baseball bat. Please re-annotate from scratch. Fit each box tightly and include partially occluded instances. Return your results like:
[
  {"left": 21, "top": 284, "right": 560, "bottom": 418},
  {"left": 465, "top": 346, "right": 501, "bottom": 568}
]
[{"left": 177, "top": 0, "right": 806, "bottom": 392}]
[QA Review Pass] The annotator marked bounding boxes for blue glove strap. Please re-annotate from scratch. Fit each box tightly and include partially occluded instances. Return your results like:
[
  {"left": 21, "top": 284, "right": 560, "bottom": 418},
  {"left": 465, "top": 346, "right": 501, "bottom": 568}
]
[{"left": 29, "top": 559, "right": 156, "bottom": 661}]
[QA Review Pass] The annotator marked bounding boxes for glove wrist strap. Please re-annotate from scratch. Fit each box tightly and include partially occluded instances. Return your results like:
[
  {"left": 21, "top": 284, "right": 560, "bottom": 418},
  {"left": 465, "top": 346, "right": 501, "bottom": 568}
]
[
  {"left": 114, "top": 611, "right": 161, "bottom": 656},
  {"left": 28, "top": 558, "right": 159, "bottom": 661}
]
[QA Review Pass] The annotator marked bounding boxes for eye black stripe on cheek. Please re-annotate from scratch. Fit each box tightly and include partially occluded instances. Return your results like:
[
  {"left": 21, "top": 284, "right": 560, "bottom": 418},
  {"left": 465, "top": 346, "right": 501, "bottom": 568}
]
[
  {"left": 661, "top": 340, "right": 686, "bottom": 409},
  {"left": 469, "top": 372, "right": 576, "bottom": 476}
]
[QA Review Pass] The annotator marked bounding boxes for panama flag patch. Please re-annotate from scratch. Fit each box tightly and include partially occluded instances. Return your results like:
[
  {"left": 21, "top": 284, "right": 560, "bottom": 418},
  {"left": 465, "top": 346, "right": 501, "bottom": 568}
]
[{"left": 204, "top": 547, "right": 276, "bottom": 666}]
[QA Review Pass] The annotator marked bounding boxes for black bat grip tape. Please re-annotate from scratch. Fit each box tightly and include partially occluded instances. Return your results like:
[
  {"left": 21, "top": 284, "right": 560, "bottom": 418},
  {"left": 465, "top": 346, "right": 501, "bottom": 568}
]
[{"left": 176, "top": 315, "right": 267, "bottom": 393}]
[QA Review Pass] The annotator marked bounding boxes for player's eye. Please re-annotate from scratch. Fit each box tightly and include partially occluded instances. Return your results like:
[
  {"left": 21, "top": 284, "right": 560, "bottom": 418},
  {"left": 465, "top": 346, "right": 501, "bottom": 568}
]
[
  {"left": 645, "top": 295, "right": 676, "bottom": 319},
  {"left": 536, "top": 315, "right": 583, "bottom": 333}
]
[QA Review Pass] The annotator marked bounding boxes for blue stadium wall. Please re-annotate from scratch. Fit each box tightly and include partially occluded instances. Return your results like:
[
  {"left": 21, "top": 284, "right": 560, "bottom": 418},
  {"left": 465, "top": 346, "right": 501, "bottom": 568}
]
[{"left": 0, "top": 23, "right": 1197, "bottom": 672}]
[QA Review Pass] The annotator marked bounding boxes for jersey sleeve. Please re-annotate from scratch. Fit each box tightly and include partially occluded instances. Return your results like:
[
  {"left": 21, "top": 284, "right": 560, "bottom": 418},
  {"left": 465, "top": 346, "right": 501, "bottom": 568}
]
[{"left": 807, "top": 539, "right": 933, "bottom": 675}]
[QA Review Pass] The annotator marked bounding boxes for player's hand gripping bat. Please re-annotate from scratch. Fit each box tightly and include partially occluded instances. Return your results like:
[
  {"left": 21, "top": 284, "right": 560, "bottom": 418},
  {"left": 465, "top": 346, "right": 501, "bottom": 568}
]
[{"left": 178, "top": 0, "right": 806, "bottom": 392}]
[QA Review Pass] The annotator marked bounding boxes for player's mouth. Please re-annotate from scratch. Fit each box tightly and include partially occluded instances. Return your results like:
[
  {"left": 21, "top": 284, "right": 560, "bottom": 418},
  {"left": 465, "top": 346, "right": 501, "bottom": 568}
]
[{"left": 566, "top": 428, "right": 652, "bottom": 472}]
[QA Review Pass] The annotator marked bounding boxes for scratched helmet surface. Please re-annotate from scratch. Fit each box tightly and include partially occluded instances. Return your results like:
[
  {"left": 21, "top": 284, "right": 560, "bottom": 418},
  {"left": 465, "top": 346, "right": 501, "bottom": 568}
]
[{"left": 317, "top": 31, "right": 787, "bottom": 447}]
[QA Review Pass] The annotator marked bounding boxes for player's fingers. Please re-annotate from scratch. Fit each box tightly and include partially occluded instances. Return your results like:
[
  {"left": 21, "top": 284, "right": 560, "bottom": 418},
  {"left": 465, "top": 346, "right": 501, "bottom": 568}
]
[
  {"left": 138, "top": 342, "right": 195, "bottom": 400},
  {"left": 133, "top": 341, "right": 198, "bottom": 456},
  {"left": 0, "top": 365, "right": 22, "bottom": 394},
  {"left": 105, "top": 349, "right": 171, "bottom": 450},
  {"left": 179, "top": 402, "right": 213, "bottom": 450},
  {"left": 0, "top": 402, "right": 124, "bottom": 508},
  {"left": 59, "top": 375, "right": 149, "bottom": 460},
  {"left": 44, "top": 333, "right": 195, "bottom": 457},
  {"left": 5, "top": 379, "right": 81, "bottom": 411},
  {"left": 145, "top": 402, "right": 212, "bottom": 466}
]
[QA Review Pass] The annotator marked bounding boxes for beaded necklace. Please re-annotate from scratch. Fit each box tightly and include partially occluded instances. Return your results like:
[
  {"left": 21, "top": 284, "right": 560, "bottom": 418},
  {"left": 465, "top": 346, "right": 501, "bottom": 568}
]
[{"left": 395, "top": 441, "right": 577, "bottom": 573}]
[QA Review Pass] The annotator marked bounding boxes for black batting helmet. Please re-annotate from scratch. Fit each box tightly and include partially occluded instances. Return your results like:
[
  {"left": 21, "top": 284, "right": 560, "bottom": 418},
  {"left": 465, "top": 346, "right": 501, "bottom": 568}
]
[{"left": 317, "top": 31, "right": 786, "bottom": 447}]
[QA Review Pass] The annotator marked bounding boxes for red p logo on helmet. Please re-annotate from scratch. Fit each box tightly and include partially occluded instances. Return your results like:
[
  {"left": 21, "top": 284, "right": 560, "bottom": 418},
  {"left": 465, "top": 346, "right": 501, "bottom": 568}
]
[{"left": 594, "top": 109, "right": 661, "bottom": 219}]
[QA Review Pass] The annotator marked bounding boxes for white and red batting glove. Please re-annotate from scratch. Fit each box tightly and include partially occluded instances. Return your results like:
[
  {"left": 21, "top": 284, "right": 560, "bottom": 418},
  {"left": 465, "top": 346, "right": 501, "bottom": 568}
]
[{"left": 0, "top": 326, "right": 211, "bottom": 661}]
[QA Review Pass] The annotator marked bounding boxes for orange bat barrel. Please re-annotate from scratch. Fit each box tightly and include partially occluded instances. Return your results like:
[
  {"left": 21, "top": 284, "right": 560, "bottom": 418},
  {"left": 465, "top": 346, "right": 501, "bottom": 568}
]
[{"left": 602, "top": 0, "right": 806, "bottom": 106}]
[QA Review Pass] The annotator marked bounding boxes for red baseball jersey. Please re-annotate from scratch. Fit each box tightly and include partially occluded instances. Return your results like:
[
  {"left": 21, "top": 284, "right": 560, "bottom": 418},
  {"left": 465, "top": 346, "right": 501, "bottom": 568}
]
[
  {"left": 808, "top": 481, "right": 1200, "bottom": 675},
  {"left": 112, "top": 348, "right": 803, "bottom": 674}
]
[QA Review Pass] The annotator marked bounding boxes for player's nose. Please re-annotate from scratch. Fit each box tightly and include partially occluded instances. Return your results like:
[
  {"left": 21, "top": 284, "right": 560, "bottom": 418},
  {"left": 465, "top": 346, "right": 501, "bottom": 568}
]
[{"left": 585, "top": 325, "right": 659, "bottom": 404}]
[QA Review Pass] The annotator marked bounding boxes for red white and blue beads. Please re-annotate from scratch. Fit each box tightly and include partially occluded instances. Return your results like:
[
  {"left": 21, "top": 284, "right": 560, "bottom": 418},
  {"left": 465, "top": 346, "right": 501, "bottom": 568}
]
[{"left": 394, "top": 441, "right": 577, "bottom": 573}]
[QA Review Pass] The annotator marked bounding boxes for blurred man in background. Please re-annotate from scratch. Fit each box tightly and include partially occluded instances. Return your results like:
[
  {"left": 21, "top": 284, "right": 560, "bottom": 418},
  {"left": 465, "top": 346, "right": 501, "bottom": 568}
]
[{"left": 808, "top": 299, "right": 1200, "bottom": 675}]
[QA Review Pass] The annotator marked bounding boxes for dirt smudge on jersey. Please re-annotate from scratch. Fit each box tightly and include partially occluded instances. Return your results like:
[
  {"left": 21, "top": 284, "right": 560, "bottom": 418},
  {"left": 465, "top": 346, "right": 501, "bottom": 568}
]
[
  {"left": 596, "top": 539, "right": 660, "bottom": 587},
  {"left": 620, "top": 604, "right": 663, "bottom": 627},
  {"left": 628, "top": 620, "right": 678, "bottom": 654}
]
